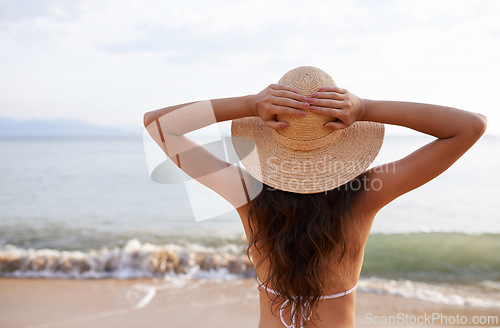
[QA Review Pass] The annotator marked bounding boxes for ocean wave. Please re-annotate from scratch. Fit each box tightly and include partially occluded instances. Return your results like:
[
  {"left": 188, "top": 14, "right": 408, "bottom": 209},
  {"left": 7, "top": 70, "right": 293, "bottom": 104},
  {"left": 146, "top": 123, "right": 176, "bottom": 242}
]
[
  {"left": 2, "top": 236, "right": 500, "bottom": 307},
  {"left": 0, "top": 239, "right": 254, "bottom": 279},
  {"left": 1, "top": 233, "right": 499, "bottom": 282}
]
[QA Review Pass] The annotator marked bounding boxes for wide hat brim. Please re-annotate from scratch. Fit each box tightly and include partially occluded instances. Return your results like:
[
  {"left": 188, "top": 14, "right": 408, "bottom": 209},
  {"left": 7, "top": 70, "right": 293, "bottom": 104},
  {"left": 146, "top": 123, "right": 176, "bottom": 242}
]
[{"left": 231, "top": 117, "right": 385, "bottom": 194}]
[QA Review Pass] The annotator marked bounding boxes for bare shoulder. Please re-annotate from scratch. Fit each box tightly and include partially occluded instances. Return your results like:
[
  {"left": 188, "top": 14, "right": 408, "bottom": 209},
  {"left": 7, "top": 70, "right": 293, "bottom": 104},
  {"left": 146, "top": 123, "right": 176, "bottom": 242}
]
[{"left": 352, "top": 189, "right": 378, "bottom": 239}]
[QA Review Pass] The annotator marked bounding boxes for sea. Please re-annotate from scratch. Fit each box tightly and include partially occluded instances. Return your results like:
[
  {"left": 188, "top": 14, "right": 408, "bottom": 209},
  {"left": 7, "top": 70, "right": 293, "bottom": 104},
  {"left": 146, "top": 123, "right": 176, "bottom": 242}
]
[{"left": 0, "top": 131, "right": 499, "bottom": 308}]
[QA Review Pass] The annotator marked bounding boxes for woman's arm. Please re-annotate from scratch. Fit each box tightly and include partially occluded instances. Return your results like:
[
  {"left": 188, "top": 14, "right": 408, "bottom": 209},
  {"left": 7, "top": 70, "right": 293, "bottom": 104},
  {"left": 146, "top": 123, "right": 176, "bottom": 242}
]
[
  {"left": 143, "top": 84, "right": 307, "bottom": 134},
  {"left": 360, "top": 99, "right": 486, "bottom": 214},
  {"left": 143, "top": 96, "right": 252, "bottom": 135},
  {"left": 143, "top": 84, "right": 307, "bottom": 211},
  {"left": 361, "top": 99, "right": 487, "bottom": 140},
  {"left": 308, "top": 87, "right": 487, "bottom": 215}
]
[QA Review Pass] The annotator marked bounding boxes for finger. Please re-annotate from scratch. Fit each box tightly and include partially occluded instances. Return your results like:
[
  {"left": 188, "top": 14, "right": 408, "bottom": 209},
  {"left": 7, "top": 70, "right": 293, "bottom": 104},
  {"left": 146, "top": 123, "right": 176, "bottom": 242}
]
[
  {"left": 273, "top": 96, "right": 309, "bottom": 110},
  {"left": 318, "top": 86, "right": 347, "bottom": 94},
  {"left": 269, "top": 84, "right": 299, "bottom": 93},
  {"left": 273, "top": 89, "right": 307, "bottom": 102},
  {"left": 273, "top": 104, "right": 308, "bottom": 116},
  {"left": 264, "top": 119, "right": 288, "bottom": 130},
  {"left": 309, "top": 105, "right": 343, "bottom": 117},
  {"left": 311, "top": 91, "right": 346, "bottom": 101},
  {"left": 324, "top": 121, "right": 348, "bottom": 130},
  {"left": 307, "top": 98, "right": 346, "bottom": 109}
]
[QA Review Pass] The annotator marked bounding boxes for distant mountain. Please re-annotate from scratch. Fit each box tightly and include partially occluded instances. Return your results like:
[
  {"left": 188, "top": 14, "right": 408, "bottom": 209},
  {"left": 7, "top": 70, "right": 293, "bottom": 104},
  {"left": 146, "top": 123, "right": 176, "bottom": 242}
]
[{"left": 0, "top": 117, "right": 141, "bottom": 136}]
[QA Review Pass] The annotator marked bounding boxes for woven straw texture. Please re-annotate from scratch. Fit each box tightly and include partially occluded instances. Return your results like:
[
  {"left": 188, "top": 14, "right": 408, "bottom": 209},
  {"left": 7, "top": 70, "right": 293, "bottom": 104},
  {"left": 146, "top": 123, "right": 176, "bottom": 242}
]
[{"left": 231, "top": 66, "right": 385, "bottom": 194}]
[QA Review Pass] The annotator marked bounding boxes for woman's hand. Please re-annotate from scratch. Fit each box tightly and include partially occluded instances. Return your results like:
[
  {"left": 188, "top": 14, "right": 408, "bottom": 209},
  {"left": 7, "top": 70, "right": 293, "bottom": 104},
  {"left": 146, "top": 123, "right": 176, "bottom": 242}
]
[
  {"left": 250, "top": 84, "right": 308, "bottom": 130},
  {"left": 307, "top": 86, "right": 366, "bottom": 130}
]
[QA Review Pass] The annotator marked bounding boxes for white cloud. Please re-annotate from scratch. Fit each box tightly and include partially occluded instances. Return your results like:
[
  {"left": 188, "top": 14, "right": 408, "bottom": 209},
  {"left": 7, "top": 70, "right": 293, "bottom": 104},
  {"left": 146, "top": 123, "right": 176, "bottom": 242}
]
[{"left": 0, "top": 0, "right": 499, "bottom": 133}]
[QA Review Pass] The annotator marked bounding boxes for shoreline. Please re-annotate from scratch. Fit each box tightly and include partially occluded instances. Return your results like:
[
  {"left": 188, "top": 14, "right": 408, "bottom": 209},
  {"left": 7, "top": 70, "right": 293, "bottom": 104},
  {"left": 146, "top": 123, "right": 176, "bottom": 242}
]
[{"left": 0, "top": 278, "right": 498, "bottom": 328}]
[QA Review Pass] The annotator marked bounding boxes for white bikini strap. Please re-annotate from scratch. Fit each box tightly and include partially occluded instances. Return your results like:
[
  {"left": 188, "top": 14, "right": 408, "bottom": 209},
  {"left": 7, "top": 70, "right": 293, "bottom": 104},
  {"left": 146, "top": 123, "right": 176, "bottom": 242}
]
[
  {"left": 256, "top": 277, "right": 358, "bottom": 328},
  {"left": 256, "top": 276, "right": 279, "bottom": 295},
  {"left": 257, "top": 277, "right": 358, "bottom": 299},
  {"left": 320, "top": 282, "right": 359, "bottom": 299},
  {"left": 279, "top": 299, "right": 311, "bottom": 328}
]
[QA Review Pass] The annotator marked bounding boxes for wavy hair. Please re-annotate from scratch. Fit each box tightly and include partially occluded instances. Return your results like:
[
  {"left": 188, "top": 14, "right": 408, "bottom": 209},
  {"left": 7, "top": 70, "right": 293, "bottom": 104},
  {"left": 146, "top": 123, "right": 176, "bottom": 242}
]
[{"left": 246, "top": 173, "right": 366, "bottom": 327}]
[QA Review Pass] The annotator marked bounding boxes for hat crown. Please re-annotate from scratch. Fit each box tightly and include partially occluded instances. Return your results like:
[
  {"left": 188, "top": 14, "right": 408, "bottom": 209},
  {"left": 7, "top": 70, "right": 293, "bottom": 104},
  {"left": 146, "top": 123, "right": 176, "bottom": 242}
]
[
  {"left": 278, "top": 66, "right": 335, "bottom": 98},
  {"left": 231, "top": 66, "right": 385, "bottom": 194},
  {"left": 273, "top": 66, "right": 341, "bottom": 150}
]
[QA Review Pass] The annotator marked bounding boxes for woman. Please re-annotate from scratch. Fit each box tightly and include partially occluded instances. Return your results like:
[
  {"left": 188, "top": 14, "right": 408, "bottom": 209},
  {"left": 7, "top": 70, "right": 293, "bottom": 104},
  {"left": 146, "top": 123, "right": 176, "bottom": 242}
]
[{"left": 143, "top": 67, "right": 486, "bottom": 328}]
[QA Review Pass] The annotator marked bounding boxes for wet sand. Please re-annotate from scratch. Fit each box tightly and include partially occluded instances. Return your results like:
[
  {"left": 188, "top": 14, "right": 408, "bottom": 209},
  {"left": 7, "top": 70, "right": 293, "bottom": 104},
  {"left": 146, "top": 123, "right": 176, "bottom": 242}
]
[{"left": 0, "top": 278, "right": 498, "bottom": 328}]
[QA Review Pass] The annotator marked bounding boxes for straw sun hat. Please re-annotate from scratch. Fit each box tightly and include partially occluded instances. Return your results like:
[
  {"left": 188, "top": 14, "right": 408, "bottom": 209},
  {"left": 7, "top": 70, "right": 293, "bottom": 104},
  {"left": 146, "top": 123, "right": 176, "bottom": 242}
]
[{"left": 231, "top": 66, "right": 385, "bottom": 194}]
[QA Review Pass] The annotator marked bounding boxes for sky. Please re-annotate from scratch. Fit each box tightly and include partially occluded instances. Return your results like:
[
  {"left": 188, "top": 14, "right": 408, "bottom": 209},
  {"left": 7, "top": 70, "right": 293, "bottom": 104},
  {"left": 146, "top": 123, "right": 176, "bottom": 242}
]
[{"left": 1, "top": 0, "right": 499, "bottom": 135}]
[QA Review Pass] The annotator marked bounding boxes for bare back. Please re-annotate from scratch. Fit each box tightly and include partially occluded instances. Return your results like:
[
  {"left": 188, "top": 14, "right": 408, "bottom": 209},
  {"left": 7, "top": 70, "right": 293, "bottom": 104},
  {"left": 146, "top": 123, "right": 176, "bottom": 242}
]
[{"left": 235, "top": 189, "right": 376, "bottom": 328}]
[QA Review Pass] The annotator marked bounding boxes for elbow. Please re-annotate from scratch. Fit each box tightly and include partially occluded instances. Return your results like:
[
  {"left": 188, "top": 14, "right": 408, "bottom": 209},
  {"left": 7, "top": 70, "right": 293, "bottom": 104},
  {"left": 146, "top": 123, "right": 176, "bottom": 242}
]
[
  {"left": 143, "top": 111, "right": 153, "bottom": 128},
  {"left": 470, "top": 113, "right": 487, "bottom": 138}
]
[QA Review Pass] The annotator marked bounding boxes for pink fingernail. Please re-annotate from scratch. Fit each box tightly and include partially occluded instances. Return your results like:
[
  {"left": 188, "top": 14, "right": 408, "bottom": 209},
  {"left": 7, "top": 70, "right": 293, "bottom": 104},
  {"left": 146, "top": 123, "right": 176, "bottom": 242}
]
[
  {"left": 293, "top": 89, "right": 299, "bottom": 93},
  {"left": 318, "top": 87, "right": 324, "bottom": 91},
  {"left": 300, "top": 111, "right": 307, "bottom": 116},
  {"left": 310, "top": 106, "right": 317, "bottom": 110},
  {"left": 299, "top": 95, "right": 306, "bottom": 101},
  {"left": 311, "top": 93, "right": 318, "bottom": 97},
  {"left": 303, "top": 102, "right": 310, "bottom": 107}
]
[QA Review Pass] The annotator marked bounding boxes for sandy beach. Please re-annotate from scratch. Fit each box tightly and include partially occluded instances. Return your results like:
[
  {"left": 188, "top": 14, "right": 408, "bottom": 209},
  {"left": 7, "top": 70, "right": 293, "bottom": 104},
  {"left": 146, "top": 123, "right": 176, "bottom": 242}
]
[{"left": 0, "top": 278, "right": 498, "bottom": 328}]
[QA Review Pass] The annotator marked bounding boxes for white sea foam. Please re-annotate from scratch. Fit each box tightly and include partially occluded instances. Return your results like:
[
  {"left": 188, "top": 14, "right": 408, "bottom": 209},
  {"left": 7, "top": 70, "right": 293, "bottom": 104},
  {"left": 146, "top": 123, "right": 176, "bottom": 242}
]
[
  {"left": 0, "top": 239, "right": 253, "bottom": 279},
  {"left": 358, "top": 277, "right": 500, "bottom": 308}
]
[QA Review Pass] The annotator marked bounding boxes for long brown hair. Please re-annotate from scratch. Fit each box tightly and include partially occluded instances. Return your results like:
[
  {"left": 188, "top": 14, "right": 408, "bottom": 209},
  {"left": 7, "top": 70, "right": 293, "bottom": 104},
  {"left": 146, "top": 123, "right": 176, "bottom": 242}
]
[{"left": 247, "top": 173, "right": 366, "bottom": 327}]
